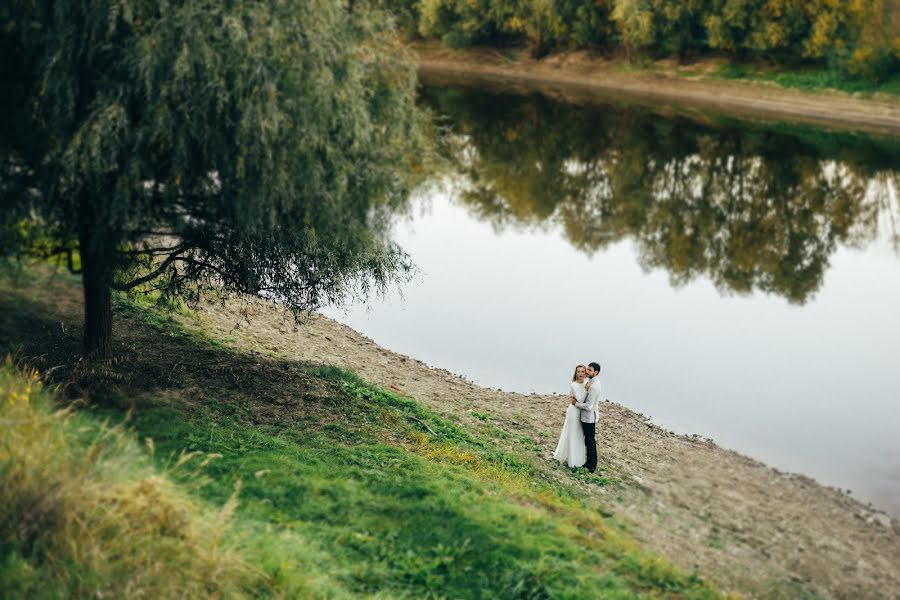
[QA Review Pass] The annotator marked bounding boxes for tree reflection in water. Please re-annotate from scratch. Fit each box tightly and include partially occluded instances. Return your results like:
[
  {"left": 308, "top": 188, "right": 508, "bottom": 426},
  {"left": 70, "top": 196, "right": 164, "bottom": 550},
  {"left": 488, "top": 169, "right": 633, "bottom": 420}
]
[{"left": 422, "top": 86, "right": 900, "bottom": 303}]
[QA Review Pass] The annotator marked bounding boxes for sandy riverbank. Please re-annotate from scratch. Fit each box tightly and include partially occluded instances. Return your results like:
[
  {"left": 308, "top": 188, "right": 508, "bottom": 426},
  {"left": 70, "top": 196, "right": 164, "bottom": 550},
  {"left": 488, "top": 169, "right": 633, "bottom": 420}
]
[
  {"left": 184, "top": 294, "right": 900, "bottom": 599},
  {"left": 413, "top": 42, "right": 900, "bottom": 137}
]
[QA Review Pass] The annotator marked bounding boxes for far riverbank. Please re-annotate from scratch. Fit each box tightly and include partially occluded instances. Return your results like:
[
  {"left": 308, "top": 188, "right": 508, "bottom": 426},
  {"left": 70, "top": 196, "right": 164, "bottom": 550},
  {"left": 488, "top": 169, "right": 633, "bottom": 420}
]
[{"left": 413, "top": 41, "right": 900, "bottom": 136}]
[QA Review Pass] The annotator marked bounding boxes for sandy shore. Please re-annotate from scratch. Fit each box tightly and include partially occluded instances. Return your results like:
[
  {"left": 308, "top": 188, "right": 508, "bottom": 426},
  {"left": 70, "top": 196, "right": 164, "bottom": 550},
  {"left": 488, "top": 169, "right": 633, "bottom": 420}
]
[
  {"left": 413, "top": 42, "right": 900, "bottom": 137},
  {"left": 185, "top": 295, "right": 900, "bottom": 599}
]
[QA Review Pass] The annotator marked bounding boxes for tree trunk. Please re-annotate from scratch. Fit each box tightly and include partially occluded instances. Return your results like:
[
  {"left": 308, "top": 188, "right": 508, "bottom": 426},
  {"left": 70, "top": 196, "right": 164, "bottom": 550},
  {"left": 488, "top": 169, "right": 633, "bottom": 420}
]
[
  {"left": 79, "top": 197, "right": 113, "bottom": 359},
  {"left": 81, "top": 257, "right": 112, "bottom": 358}
]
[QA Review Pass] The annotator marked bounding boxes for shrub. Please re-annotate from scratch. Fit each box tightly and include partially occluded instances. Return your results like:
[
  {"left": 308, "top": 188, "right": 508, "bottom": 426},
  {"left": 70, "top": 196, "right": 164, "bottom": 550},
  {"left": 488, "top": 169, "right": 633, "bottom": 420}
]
[
  {"left": 846, "top": 43, "right": 900, "bottom": 83},
  {"left": 442, "top": 30, "right": 477, "bottom": 48}
]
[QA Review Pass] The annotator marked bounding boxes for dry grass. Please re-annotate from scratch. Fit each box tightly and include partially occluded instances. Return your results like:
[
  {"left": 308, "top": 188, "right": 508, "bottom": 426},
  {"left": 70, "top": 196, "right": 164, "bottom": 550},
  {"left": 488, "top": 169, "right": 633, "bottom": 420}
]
[{"left": 0, "top": 361, "right": 261, "bottom": 599}]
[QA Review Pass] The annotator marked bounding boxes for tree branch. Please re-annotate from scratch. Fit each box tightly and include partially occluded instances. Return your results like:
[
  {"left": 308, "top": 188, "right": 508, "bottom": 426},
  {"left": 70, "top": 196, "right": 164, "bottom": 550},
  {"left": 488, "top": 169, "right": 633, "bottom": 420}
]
[
  {"left": 38, "top": 245, "right": 82, "bottom": 274},
  {"left": 175, "top": 256, "right": 228, "bottom": 281},
  {"left": 119, "top": 244, "right": 188, "bottom": 255},
  {"left": 111, "top": 247, "right": 235, "bottom": 291},
  {"left": 111, "top": 246, "right": 188, "bottom": 291},
  {"left": 66, "top": 248, "right": 81, "bottom": 274}
]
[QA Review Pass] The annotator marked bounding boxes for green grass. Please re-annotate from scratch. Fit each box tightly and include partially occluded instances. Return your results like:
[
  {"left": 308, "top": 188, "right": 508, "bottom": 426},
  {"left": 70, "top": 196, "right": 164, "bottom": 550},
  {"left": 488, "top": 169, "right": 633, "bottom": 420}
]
[
  {"left": 614, "top": 58, "right": 663, "bottom": 73},
  {"left": 109, "top": 373, "right": 718, "bottom": 598},
  {"left": 713, "top": 62, "right": 900, "bottom": 96},
  {"left": 1, "top": 271, "right": 728, "bottom": 598}
]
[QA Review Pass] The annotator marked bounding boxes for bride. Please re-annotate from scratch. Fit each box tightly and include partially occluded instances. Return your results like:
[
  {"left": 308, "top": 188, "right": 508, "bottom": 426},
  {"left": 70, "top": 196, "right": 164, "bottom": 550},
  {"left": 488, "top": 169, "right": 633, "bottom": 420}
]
[{"left": 553, "top": 364, "right": 588, "bottom": 467}]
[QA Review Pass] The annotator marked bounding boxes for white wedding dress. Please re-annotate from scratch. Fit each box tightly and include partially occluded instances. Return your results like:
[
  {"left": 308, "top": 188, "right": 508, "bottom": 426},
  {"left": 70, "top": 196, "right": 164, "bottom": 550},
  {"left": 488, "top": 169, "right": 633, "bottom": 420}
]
[{"left": 553, "top": 380, "right": 587, "bottom": 467}]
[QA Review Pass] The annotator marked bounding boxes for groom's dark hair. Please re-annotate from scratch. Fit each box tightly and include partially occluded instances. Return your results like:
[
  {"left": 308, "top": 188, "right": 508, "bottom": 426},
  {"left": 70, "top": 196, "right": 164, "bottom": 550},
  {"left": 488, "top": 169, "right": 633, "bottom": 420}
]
[{"left": 588, "top": 362, "right": 601, "bottom": 373}]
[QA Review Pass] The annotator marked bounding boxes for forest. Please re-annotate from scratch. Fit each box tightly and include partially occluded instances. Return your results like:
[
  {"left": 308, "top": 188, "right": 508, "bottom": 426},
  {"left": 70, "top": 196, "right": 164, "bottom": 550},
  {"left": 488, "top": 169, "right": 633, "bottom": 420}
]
[{"left": 388, "top": 0, "right": 900, "bottom": 83}]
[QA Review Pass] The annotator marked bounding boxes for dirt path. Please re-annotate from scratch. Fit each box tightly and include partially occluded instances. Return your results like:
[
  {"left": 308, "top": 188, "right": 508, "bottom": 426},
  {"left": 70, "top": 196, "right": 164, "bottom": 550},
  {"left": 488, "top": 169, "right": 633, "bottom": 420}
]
[
  {"left": 413, "top": 42, "right": 900, "bottom": 137},
  {"left": 186, "top": 296, "right": 900, "bottom": 599}
]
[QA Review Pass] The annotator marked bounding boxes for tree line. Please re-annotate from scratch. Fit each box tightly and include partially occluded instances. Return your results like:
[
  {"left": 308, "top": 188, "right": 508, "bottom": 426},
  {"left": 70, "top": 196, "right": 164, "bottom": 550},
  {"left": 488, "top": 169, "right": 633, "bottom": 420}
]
[{"left": 388, "top": 0, "right": 900, "bottom": 82}]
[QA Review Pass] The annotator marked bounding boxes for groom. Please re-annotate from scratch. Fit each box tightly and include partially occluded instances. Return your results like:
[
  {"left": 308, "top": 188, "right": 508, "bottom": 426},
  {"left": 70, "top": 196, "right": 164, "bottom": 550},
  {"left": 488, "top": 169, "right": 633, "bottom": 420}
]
[{"left": 571, "top": 361, "right": 601, "bottom": 472}]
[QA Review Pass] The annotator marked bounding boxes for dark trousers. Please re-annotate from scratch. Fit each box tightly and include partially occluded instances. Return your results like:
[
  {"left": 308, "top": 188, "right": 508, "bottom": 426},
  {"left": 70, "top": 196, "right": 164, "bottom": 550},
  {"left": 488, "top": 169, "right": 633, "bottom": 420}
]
[{"left": 581, "top": 421, "right": 597, "bottom": 472}]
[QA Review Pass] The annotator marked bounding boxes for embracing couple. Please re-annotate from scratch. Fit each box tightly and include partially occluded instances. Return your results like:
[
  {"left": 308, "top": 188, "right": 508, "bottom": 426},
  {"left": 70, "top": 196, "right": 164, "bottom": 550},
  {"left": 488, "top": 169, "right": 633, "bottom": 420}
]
[{"left": 552, "top": 362, "right": 601, "bottom": 473}]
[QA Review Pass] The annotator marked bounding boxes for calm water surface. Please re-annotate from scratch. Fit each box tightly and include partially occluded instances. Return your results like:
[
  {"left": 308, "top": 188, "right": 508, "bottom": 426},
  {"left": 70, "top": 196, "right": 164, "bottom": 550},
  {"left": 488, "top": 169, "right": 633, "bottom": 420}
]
[{"left": 325, "top": 85, "right": 900, "bottom": 516}]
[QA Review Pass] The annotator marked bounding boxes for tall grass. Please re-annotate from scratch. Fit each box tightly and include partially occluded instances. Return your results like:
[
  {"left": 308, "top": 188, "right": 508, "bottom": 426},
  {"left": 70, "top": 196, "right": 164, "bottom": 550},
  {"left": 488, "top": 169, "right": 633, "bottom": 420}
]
[{"left": 0, "top": 363, "right": 259, "bottom": 599}]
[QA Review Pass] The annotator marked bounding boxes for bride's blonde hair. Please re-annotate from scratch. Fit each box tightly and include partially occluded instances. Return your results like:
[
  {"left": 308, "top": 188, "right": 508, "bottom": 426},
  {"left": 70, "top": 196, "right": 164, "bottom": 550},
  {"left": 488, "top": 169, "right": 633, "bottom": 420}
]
[{"left": 572, "top": 364, "right": 586, "bottom": 382}]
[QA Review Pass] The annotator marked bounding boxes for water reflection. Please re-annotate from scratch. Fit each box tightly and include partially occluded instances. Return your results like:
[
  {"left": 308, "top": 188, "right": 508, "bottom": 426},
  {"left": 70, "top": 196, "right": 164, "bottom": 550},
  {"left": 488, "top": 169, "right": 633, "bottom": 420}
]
[{"left": 422, "top": 86, "right": 900, "bottom": 303}]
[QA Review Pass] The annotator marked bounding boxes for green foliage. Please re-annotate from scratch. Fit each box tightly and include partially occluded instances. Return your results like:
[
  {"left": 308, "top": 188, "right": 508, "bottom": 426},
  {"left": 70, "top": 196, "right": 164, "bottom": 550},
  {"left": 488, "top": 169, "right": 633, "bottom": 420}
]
[
  {"left": 416, "top": 0, "right": 596, "bottom": 56},
  {"left": 648, "top": 0, "right": 709, "bottom": 60},
  {"left": 611, "top": 0, "right": 712, "bottom": 60},
  {"left": 520, "top": 0, "right": 564, "bottom": 57},
  {"left": 703, "top": 0, "right": 900, "bottom": 81},
  {"left": 612, "top": 0, "right": 656, "bottom": 55},
  {"left": 379, "top": 0, "right": 425, "bottom": 39},
  {"left": 418, "top": 0, "right": 507, "bottom": 47},
  {"left": 1, "top": 0, "right": 431, "bottom": 357},
  {"left": 554, "top": 0, "right": 616, "bottom": 49},
  {"left": 843, "top": 40, "right": 900, "bottom": 82},
  {"left": 396, "top": 0, "right": 900, "bottom": 83},
  {"left": 705, "top": 0, "right": 808, "bottom": 58}
]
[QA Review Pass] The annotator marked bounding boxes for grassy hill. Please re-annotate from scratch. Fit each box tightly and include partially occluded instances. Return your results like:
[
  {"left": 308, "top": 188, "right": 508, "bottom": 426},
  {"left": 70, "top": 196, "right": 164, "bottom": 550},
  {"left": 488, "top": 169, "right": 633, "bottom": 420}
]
[{"left": 0, "top": 264, "right": 725, "bottom": 598}]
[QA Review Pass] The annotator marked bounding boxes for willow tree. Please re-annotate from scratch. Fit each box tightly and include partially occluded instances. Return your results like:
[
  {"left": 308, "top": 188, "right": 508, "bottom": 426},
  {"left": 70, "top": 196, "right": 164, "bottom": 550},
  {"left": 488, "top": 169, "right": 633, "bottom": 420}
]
[{"left": 1, "top": 0, "right": 429, "bottom": 358}]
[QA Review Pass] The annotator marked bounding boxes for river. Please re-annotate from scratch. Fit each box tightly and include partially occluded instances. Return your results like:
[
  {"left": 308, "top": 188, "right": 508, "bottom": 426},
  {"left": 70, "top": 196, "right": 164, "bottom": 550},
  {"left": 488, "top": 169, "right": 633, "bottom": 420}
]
[{"left": 324, "top": 83, "right": 900, "bottom": 517}]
